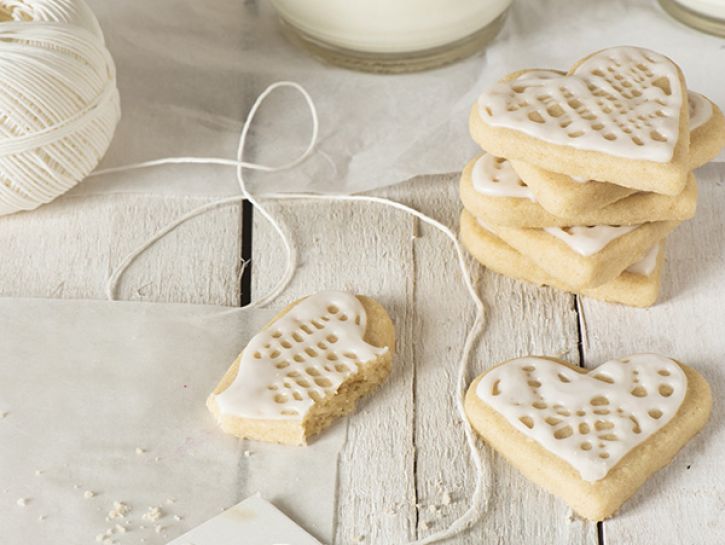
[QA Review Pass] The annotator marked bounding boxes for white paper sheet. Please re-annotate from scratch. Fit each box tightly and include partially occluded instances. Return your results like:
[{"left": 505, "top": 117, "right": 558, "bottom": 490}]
[
  {"left": 69, "top": 0, "right": 724, "bottom": 201},
  {"left": 0, "top": 298, "right": 341, "bottom": 545},
  {"left": 167, "top": 496, "right": 323, "bottom": 545}
]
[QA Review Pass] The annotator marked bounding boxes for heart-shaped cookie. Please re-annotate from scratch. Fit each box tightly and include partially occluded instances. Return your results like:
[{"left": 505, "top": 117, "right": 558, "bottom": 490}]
[
  {"left": 458, "top": 153, "right": 697, "bottom": 228},
  {"left": 505, "top": 85, "right": 722, "bottom": 218},
  {"left": 470, "top": 47, "right": 690, "bottom": 194},
  {"left": 465, "top": 354, "right": 711, "bottom": 520},
  {"left": 459, "top": 210, "right": 665, "bottom": 307},
  {"left": 487, "top": 217, "right": 678, "bottom": 290},
  {"left": 207, "top": 291, "right": 395, "bottom": 445}
]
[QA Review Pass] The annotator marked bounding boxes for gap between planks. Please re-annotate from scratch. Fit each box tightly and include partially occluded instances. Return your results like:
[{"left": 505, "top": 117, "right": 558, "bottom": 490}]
[{"left": 574, "top": 294, "right": 606, "bottom": 545}]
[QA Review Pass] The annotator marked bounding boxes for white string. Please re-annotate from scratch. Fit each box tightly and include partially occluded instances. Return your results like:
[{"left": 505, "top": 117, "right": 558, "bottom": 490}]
[
  {"left": 101, "top": 80, "right": 317, "bottom": 307},
  {"left": 97, "top": 81, "right": 489, "bottom": 543}
]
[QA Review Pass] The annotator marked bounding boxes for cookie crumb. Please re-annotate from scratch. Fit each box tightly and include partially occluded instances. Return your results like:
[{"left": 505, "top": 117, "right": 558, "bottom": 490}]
[
  {"left": 441, "top": 492, "right": 452, "bottom": 505},
  {"left": 352, "top": 535, "right": 365, "bottom": 543},
  {"left": 420, "top": 520, "right": 431, "bottom": 530},
  {"left": 173, "top": 514, "right": 182, "bottom": 521},
  {"left": 135, "top": 447, "right": 146, "bottom": 455},
  {"left": 37, "top": 515, "right": 47, "bottom": 522},
  {"left": 165, "top": 497, "right": 176, "bottom": 505},
  {"left": 142, "top": 506, "right": 164, "bottom": 522},
  {"left": 95, "top": 528, "right": 115, "bottom": 543},
  {"left": 107, "top": 501, "right": 131, "bottom": 520},
  {"left": 154, "top": 456, "right": 161, "bottom": 462},
  {"left": 73, "top": 483, "right": 81, "bottom": 489},
  {"left": 154, "top": 525, "right": 165, "bottom": 534},
  {"left": 34, "top": 469, "right": 43, "bottom": 476},
  {"left": 243, "top": 450, "right": 253, "bottom": 457},
  {"left": 16, "top": 498, "right": 29, "bottom": 507},
  {"left": 84, "top": 490, "right": 96, "bottom": 499}
]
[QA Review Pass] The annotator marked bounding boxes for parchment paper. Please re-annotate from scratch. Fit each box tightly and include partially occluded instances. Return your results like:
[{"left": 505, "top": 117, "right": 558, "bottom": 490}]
[
  {"left": 68, "top": 0, "right": 723, "bottom": 200},
  {"left": 0, "top": 298, "right": 341, "bottom": 545}
]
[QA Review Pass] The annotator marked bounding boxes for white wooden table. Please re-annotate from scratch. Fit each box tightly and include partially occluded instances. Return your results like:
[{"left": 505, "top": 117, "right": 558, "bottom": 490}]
[{"left": 1, "top": 165, "right": 723, "bottom": 545}]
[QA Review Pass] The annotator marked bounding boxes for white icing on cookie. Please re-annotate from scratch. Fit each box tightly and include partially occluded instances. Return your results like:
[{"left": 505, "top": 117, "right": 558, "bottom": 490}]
[
  {"left": 625, "top": 243, "right": 659, "bottom": 276},
  {"left": 475, "top": 217, "right": 495, "bottom": 233},
  {"left": 213, "top": 291, "right": 389, "bottom": 420},
  {"left": 543, "top": 224, "right": 638, "bottom": 256},
  {"left": 568, "top": 175, "right": 590, "bottom": 184},
  {"left": 476, "top": 354, "right": 687, "bottom": 481},
  {"left": 472, "top": 154, "right": 536, "bottom": 201},
  {"left": 688, "top": 91, "right": 712, "bottom": 131},
  {"left": 478, "top": 46, "right": 683, "bottom": 162},
  {"left": 514, "top": 69, "right": 564, "bottom": 81}
]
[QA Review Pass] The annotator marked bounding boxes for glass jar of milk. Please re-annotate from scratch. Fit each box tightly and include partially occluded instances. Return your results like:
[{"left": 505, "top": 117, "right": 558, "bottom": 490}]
[
  {"left": 270, "top": 0, "right": 512, "bottom": 73},
  {"left": 659, "top": 0, "right": 725, "bottom": 36}
]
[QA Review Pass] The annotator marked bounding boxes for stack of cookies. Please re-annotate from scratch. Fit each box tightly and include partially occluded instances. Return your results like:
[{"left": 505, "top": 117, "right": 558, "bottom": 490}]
[{"left": 460, "top": 46, "right": 725, "bottom": 307}]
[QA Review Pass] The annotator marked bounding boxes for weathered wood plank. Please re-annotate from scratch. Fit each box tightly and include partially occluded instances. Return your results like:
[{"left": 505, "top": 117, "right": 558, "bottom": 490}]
[
  {"left": 0, "top": 194, "right": 243, "bottom": 306},
  {"left": 580, "top": 166, "right": 725, "bottom": 545},
  {"left": 250, "top": 175, "right": 597, "bottom": 544},
  {"left": 250, "top": 196, "right": 417, "bottom": 544},
  {"left": 391, "top": 176, "right": 596, "bottom": 544}
]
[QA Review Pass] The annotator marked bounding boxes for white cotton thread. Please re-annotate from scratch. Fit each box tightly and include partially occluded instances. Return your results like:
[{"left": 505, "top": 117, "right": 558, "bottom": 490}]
[
  {"left": 97, "top": 80, "right": 318, "bottom": 308},
  {"left": 0, "top": 0, "right": 120, "bottom": 215},
  {"left": 96, "top": 81, "right": 490, "bottom": 544}
]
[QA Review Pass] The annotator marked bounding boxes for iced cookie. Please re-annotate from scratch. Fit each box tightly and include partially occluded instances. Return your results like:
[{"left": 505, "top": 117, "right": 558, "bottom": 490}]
[
  {"left": 470, "top": 47, "right": 690, "bottom": 195},
  {"left": 509, "top": 159, "right": 636, "bottom": 218},
  {"left": 509, "top": 90, "right": 722, "bottom": 218},
  {"left": 459, "top": 154, "right": 697, "bottom": 228},
  {"left": 688, "top": 91, "right": 725, "bottom": 169},
  {"left": 464, "top": 354, "right": 711, "bottom": 520},
  {"left": 459, "top": 210, "right": 664, "bottom": 307},
  {"left": 484, "top": 216, "right": 678, "bottom": 289},
  {"left": 207, "top": 291, "right": 395, "bottom": 446}
]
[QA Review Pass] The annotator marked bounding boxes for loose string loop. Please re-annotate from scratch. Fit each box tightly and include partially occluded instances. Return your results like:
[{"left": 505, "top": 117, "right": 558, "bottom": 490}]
[{"left": 101, "top": 81, "right": 317, "bottom": 308}]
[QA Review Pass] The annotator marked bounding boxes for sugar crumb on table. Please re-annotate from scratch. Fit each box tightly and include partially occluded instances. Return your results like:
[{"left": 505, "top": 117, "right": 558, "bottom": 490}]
[
  {"left": 106, "top": 501, "right": 131, "bottom": 520},
  {"left": 142, "top": 506, "right": 164, "bottom": 522}
]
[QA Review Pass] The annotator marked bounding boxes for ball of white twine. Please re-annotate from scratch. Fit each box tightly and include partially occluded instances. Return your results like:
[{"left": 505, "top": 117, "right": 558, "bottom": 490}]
[{"left": 0, "top": 0, "right": 120, "bottom": 215}]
